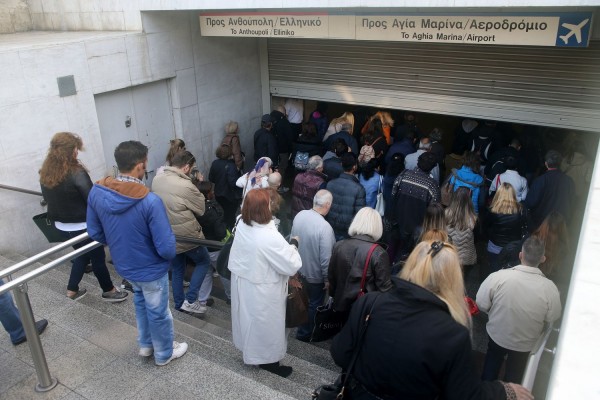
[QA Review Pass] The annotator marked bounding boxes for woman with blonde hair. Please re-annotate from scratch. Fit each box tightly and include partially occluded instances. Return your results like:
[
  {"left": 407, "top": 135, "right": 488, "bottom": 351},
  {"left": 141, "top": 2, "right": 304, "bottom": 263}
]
[
  {"left": 328, "top": 207, "right": 392, "bottom": 322},
  {"left": 330, "top": 240, "right": 533, "bottom": 399},
  {"left": 40, "top": 132, "right": 127, "bottom": 302},
  {"left": 323, "top": 112, "right": 355, "bottom": 142},
  {"left": 486, "top": 182, "right": 527, "bottom": 272},
  {"left": 446, "top": 187, "right": 478, "bottom": 267}
]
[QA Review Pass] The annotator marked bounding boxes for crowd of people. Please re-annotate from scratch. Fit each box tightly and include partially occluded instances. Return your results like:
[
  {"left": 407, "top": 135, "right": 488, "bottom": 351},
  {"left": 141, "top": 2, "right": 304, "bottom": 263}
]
[{"left": 2, "top": 101, "right": 591, "bottom": 397}]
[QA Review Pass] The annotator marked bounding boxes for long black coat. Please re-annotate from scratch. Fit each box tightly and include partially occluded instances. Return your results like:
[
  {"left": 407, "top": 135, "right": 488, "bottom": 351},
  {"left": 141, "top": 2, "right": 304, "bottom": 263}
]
[{"left": 331, "top": 278, "right": 507, "bottom": 400}]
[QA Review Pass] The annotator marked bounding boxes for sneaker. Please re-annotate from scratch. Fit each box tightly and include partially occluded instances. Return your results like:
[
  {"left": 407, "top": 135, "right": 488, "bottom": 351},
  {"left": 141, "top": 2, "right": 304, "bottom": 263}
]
[
  {"left": 155, "top": 341, "right": 188, "bottom": 366},
  {"left": 139, "top": 347, "right": 153, "bottom": 357},
  {"left": 67, "top": 289, "right": 87, "bottom": 300},
  {"left": 121, "top": 279, "right": 134, "bottom": 292},
  {"left": 183, "top": 280, "right": 190, "bottom": 288},
  {"left": 180, "top": 300, "right": 207, "bottom": 314},
  {"left": 102, "top": 288, "right": 129, "bottom": 303}
]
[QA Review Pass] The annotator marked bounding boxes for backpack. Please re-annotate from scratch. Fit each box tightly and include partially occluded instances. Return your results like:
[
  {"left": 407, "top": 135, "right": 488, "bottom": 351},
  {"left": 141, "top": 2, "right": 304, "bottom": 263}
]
[
  {"left": 358, "top": 136, "right": 383, "bottom": 165},
  {"left": 293, "top": 151, "right": 310, "bottom": 170}
]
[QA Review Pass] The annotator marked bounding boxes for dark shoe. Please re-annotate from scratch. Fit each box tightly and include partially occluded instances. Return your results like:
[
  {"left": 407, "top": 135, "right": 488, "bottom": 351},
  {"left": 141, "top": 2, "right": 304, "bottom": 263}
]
[
  {"left": 121, "top": 279, "right": 133, "bottom": 292},
  {"left": 13, "top": 319, "right": 49, "bottom": 345},
  {"left": 259, "top": 362, "right": 293, "bottom": 377},
  {"left": 296, "top": 335, "right": 311, "bottom": 343},
  {"left": 102, "top": 288, "right": 128, "bottom": 303},
  {"left": 205, "top": 298, "right": 214, "bottom": 307},
  {"left": 67, "top": 289, "right": 87, "bottom": 300}
]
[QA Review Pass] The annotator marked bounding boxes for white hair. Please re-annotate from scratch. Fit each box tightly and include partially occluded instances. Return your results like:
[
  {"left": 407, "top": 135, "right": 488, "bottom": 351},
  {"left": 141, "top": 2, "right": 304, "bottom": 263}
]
[
  {"left": 348, "top": 207, "right": 383, "bottom": 241},
  {"left": 308, "top": 155, "right": 323, "bottom": 170},
  {"left": 313, "top": 189, "right": 333, "bottom": 208}
]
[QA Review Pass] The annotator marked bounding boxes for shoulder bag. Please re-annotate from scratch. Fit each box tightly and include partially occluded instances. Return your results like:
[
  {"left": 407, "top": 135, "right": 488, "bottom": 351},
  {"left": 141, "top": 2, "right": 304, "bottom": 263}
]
[
  {"left": 285, "top": 273, "right": 309, "bottom": 328},
  {"left": 215, "top": 219, "right": 239, "bottom": 280},
  {"left": 312, "top": 293, "right": 382, "bottom": 400},
  {"left": 375, "top": 175, "right": 385, "bottom": 217}
]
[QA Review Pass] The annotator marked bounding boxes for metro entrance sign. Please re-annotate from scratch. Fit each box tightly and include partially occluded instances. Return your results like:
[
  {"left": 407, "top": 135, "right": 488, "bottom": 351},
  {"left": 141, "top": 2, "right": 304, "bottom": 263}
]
[{"left": 199, "top": 12, "right": 592, "bottom": 47}]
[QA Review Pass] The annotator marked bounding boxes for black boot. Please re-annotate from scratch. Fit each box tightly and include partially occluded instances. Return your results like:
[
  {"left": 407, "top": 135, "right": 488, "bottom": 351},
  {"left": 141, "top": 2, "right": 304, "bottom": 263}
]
[{"left": 259, "top": 362, "right": 293, "bottom": 377}]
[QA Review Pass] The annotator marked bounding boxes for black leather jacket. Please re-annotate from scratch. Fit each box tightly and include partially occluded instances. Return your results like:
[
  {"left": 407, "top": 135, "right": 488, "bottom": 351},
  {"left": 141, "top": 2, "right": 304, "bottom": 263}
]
[
  {"left": 41, "top": 168, "right": 92, "bottom": 223},
  {"left": 487, "top": 210, "right": 527, "bottom": 247},
  {"left": 328, "top": 235, "right": 392, "bottom": 312}
]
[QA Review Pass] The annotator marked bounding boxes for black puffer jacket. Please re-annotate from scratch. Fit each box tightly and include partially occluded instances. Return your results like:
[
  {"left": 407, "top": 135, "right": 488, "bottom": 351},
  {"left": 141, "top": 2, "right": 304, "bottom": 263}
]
[
  {"left": 328, "top": 235, "right": 392, "bottom": 312},
  {"left": 209, "top": 158, "right": 242, "bottom": 200},
  {"left": 41, "top": 168, "right": 92, "bottom": 223},
  {"left": 326, "top": 173, "right": 366, "bottom": 238},
  {"left": 487, "top": 210, "right": 527, "bottom": 247},
  {"left": 197, "top": 199, "right": 227, "bottom": 242}
]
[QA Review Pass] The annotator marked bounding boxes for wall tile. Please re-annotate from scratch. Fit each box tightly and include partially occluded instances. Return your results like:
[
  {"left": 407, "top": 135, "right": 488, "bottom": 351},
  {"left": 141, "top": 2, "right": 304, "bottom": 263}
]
[
  {"left": 100, "top": 11, "right": 125, "bottom": 30},
  {"left": 124, "top": 10, "right": 143, "bottom": 31},
  {"left": 27, "top": 0, "right": 44, "bottom": 13},
  {"left": 125, "top": 34, "right": 152, "bottom": 84},
  {"left": 86, "top": 37, "right": 131, "bottom": 91},
  {"left": 79, "top": 12, "right": 103, "bottom": 30},
  {"left": 146, "top": 31, "right": 175, "bottom": 78},
  {"left": 63, "top": 12, "right": 83, "bottom": 30},
  {"left": 175, "top": 68, "right": 198, "bottom": 109}
]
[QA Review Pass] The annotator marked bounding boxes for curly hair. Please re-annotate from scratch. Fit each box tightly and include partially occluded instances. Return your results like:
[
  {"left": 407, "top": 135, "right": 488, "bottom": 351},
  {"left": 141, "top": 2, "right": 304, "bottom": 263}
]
[{"left": 39, "top": 132, "right": 84, "bottom": 188}]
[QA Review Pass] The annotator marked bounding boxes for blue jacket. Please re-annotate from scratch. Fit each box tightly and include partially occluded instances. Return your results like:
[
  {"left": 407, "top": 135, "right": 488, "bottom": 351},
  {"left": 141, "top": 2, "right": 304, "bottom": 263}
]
[
  {"left": 359, "top": 172, "right": 381, "bottom": 209},
  {"left": 450, "top": 166, "right": 484, "bottom": 213},
  {"left": 87, "top": 177, "right": 176, "bottom": 282}
]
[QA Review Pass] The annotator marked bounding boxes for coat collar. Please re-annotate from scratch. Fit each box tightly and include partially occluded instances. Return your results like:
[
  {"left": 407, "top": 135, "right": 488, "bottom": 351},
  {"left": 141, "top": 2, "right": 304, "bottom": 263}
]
[
  {"left": 338, "top": 172, "right": 359, "bottom": 183},
  {"left": 391, "top": 277, "right": 450, "bottom": 314},
  {"left": 510, "top": 264, "right": 546, "bottom": 277}
]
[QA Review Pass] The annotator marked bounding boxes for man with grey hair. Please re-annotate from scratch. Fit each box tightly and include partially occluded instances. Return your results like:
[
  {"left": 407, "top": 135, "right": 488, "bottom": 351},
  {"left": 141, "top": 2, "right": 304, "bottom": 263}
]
[
  {"left": 476, "top": 236, "right": 561, "bottom": 383},
  {"left": 404, "top": 137, "right": 439, "bottom": 183},
  {"left": 523, "top": 149, "right": 575, "bottom": 230},
  {"left": 291, "top": 155, "right": 327, "bottom": 218},
  {"left": 290, "top": 189, "right": 336, "bottom": 342}
]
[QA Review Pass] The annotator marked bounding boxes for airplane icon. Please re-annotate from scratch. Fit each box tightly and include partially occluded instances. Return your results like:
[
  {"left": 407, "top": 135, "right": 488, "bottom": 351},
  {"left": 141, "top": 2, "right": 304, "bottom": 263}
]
[{"left": 559, "top": 18, "right": 589, "bottom": 44}]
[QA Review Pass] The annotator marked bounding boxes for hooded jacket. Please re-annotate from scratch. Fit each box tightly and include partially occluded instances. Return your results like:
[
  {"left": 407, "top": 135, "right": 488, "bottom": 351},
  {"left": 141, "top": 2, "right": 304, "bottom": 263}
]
[
  {"left": 151, "top": 166, "right": 206, "bottom": 254},
  {"left": 87, "top": 177, "right": 176, "bottom": 282}
]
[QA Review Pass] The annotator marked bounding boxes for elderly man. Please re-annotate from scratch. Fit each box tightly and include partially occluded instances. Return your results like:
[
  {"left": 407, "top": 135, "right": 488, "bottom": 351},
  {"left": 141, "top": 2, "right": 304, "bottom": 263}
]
[
  {"left": 152, "top": 150, "right": 210, "bottom": 316},
  {"left": 404, "top": 137, "right": 439, "bottom": 183},
  {"left": 290, "top": 190, "right": 336, "bottom": 342},
  {"left": 477, "top": 236, "right": 561, "bottom": 383},
  {"left": 291, "top": 155, "right": 327, "bottom": 218}
]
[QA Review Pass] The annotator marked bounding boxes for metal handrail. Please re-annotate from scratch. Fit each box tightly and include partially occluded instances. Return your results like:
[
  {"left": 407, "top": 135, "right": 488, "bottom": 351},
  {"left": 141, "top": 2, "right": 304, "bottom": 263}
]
[
  {"left": 0, "top": 233, "right": 92, "bottom": 282},
  {"left": 522, "top": 322, "right": 557, "bottom": 391},
  {"left": 0, "top": 183, "right": 46, "bottom": 206},
  {"left": 174, "top": 235, "right": 225, "bottom": 250}
]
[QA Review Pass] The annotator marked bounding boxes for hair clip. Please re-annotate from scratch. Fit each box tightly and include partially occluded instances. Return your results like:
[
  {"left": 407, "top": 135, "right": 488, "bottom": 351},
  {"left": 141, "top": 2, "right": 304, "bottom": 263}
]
[{"left": 428, "top": 241, "right": 443, "bottom": 258}]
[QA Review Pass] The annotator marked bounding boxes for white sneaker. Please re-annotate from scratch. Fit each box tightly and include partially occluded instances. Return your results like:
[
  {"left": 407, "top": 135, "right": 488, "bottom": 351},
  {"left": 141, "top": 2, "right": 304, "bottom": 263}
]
[
  {"left": 139, "top": 347, "right": 153, "bottom": 357},
  {"left": 155, "top": 341, "right": 188, "bottom": 366},
  {"left": 180, "top": 300, "right": 207, "bottom": 314}
]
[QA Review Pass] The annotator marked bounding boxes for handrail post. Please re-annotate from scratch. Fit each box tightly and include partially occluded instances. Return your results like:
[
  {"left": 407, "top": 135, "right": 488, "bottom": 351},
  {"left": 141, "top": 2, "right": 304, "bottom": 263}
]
[{"left": 12, "top": 283, "right": 58, "bottom": 392}]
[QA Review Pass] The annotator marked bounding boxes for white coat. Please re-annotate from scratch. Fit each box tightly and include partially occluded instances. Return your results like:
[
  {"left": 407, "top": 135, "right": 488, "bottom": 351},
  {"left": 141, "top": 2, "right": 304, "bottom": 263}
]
[{"left": 228, "top": 219, "right": 302, "bottom": 365}]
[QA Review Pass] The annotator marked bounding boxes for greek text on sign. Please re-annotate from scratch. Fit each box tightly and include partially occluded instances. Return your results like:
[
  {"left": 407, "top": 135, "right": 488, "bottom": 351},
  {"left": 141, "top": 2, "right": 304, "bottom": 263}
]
[{"left": 199, "top": 12, "right": 592, "bottom": 47}]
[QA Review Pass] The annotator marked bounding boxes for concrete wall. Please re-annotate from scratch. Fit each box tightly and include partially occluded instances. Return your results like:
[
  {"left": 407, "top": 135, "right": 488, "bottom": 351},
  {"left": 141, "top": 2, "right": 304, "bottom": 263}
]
[
  {"left": 0, "top": 0, "right": 32, "bottom": 33},
  {"left": 0, "top": 11, "right": 262, "bottom": 255}
]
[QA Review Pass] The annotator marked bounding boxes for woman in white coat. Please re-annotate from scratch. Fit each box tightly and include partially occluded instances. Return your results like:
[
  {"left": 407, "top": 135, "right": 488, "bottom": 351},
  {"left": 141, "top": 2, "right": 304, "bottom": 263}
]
[{"left": 228, "top": 188, "right": 302, "bottom": 377}]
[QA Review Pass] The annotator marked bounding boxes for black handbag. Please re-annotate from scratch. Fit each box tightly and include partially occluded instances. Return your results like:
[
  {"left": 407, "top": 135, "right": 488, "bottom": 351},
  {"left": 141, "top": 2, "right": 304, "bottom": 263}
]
[
  {"left": 312, "top": 294, "right": 381, "bottom": 400},
  {"left": 216, "top": 219, "right": 239, "bottom": 280},
  {"left": 285, "top": 274, "right": 309, "bottom": 328},
  {"left": 310, "top": 297, "right": 345, "bottom": 342},
  {"left": 32, "top": 213, "right": 66, "bottom": 243}
]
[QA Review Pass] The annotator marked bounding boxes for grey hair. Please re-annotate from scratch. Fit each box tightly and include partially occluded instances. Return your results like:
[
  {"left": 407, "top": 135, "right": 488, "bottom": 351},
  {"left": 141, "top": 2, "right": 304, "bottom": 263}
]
[
  {"left": 348, "top": 207, "right": 383, "bottom": 241},
  {"left": 418, "top": 139, "right": 432, "bottom": 151},
  {"left": 307, "top": 155, "right": 323, "bottom": 170},
  {"left": 313, "top": 189, "right": 333, "bottom": 208},
  {"left": 521, "top": 236, "right": 545, "bottom": 267}
]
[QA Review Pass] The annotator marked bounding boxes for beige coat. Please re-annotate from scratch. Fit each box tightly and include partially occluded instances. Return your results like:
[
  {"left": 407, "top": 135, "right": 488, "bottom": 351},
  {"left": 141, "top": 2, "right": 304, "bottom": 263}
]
[{"left": 152, "top": 166, "right": 205, "bottom": 254}]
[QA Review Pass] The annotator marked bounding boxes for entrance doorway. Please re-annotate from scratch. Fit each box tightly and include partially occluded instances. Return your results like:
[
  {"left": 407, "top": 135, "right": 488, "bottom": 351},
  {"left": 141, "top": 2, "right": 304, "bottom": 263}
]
[{"left": 94, "top": 80, "right": 175, "bottom": 186}]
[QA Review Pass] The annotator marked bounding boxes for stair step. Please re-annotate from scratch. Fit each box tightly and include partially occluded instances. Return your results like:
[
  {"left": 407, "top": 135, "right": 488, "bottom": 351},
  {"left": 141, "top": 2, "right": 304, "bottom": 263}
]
[{"left": 0, "top": 252, "right": 339, "bottom": 399}]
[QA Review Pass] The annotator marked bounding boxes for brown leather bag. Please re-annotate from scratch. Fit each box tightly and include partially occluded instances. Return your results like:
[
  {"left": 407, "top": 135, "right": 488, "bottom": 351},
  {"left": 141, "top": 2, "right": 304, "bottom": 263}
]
[{"left": 285, "top": 274, "right": 309, "bottom": 328}]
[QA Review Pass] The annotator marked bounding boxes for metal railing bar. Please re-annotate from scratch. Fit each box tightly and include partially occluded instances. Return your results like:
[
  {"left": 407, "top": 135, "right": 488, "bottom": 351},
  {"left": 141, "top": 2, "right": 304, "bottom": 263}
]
[
  {"left": 0, "top": 233, "right": 90, "bottom": 280},
  {"left": 0, "top": 183, "right": 43, "bottom": 197},
  {"left": 0, "top": 241, "right": 101, "bottom": 296},
  {"left": 175, "top": 235, "right": 225, "bottom": 250},
  {"left": 521, "top": 322, "right": 556, "bottom": 391}
]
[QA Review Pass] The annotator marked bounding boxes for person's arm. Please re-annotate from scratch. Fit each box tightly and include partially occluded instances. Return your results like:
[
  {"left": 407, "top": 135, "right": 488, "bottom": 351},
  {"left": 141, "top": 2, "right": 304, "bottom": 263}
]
[
  {"left": 268, "top": 136, "right": 279, "bottom": 169},
  {"left": 545, "top": 285, "right": 562, "bottom": 323},
  {"left": 320, "top": 228, "right": 336, "bottom": 284},
  {"left": 523, "top": 178, "right": 541, "bottom": 209},
  {"left": 86, "top": 189, "right": 106, "bottom": 244},
  {"left": 231, "top": 135, "right": 244, "bottom": 171},
  {"left": 265, "top": 234, "right": 302, "bottom": 276},
  {"left": 184, "top": 185, "right": 205, "bottom": 218},
  {"left": 73, "top": 169, "right": 93, "bottom": 202},
  {"left": 226, "top": 162, "right": 240, "bottom": 190},
  {"left": 520, "top": 177, "right": 528, "bottom": 201},
  {"left": 147, "top": 196, "right": 177, "bottom": 261},
  {"left": 354, "top": 186, "right": 366, "bottom": 215},
  {"left": 328, "top": 245, "right": 339, "bottom": 296},
  {"left": 475, "top": 275, "right": 495, "bottom": 313},
  {"left": 372, "top": 247, "right": 393, "bottom": 292}
]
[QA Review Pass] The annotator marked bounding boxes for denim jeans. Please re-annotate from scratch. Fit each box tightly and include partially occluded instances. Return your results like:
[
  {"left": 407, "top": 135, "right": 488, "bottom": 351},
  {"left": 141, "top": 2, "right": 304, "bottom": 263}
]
[
  {"left": 129, "top": 274, "right": 174, "bottom": 363},
  {"left": 59, "top": 229, "right": 114, "bottom": 293},
  {"left": 481, "top": 335, "right": 529, "bottom": 383},
  {"left": 198, "top": 251, "right": 231, "bottom": 302},
  {"left": 171, "top": 246, "right": 210, "bottom": 309},
  {"left": 296, "top": 280, "right": 326, "bottom": 340},
  {"left": 0, "top": 279, "right": 26, "bottom": 344}
]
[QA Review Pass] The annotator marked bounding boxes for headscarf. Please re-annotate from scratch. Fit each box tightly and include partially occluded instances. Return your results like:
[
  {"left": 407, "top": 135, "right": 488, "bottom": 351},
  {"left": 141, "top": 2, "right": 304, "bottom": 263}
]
[{"left": 239, "top": 157, "right": 272, "bottom": 197}]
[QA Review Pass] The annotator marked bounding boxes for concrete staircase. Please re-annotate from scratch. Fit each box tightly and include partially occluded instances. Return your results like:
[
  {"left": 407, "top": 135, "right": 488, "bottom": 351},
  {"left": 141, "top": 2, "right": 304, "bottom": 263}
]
[{"left": 0, "top": 252, "right": 339, "bottom": 400}]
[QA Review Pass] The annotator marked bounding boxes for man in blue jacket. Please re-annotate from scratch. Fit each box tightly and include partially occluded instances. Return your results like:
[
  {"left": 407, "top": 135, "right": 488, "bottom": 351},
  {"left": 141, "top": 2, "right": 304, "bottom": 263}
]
[{"left": 87, "top": 141, "right": 187, "bottom": 366}]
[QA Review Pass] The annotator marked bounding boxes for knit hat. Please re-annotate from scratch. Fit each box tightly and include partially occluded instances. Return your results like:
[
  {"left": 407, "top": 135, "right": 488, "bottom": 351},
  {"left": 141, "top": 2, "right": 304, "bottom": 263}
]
[{"left": 417, "top": 152, "right": 437, "bottom": 173}]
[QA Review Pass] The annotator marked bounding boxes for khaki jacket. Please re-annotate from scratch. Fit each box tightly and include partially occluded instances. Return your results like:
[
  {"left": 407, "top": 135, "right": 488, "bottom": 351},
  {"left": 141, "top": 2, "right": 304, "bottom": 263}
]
[{"left": 152, "top": 166, "right": 205, "bottom": 254}]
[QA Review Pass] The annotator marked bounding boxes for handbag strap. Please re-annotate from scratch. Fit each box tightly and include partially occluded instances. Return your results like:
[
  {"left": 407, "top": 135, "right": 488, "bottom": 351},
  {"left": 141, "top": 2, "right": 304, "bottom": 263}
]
[
  {"left": 339, "top": 293, "right": 382, "bottom": 397},
  {"left": 358, "top": 244, "right": 378, "bottom": 297},
  {"left": 377, "top": 175, "right": 383, "bottom": 194}
]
